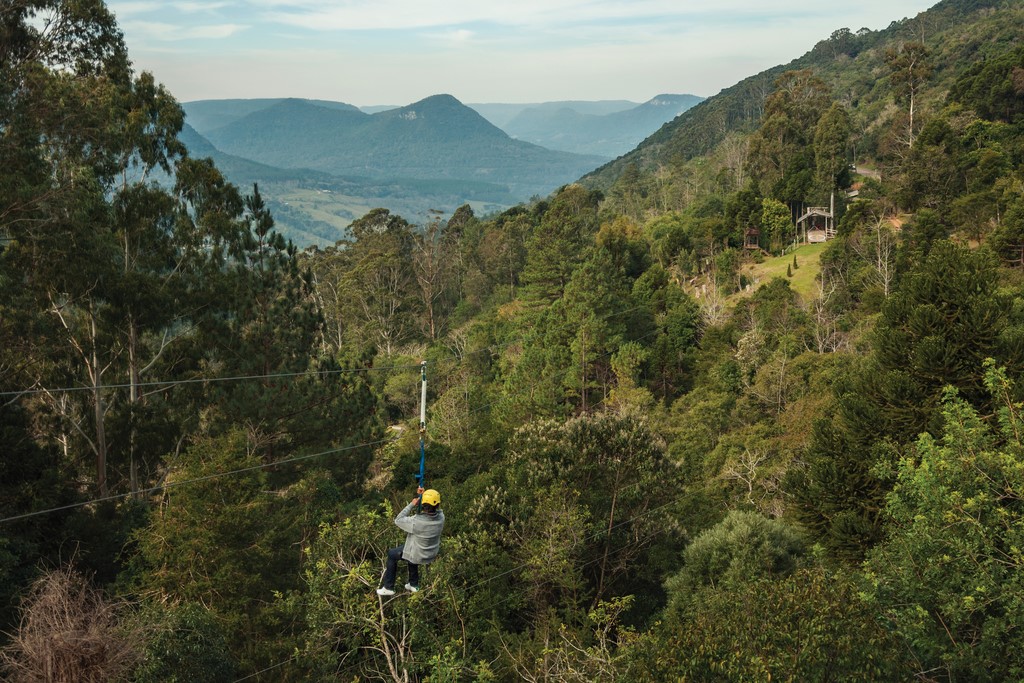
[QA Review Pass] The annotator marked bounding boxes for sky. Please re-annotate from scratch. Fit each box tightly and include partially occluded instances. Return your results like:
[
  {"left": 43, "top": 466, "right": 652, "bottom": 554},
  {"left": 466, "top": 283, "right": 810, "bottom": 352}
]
[{"left": 107, "top": 0, "right": 940, "bottom": 107}]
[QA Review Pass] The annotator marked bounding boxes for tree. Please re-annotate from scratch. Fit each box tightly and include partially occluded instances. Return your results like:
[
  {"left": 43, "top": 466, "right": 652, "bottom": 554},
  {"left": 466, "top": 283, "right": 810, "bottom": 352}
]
[
  {"left": 746, "top": 70, "right": 831, "bottom": 200},
  {"left": 643, "top": 212, "right": 691, "bottom": 270},
  {"left": 813, "top": 102, "right": 852, "bottom": 196},
  {"left": 990, "top": 194, "right": 1024, "bottom": 267},
  {"left": 474, "top": 414, "right": 682, "bottom": 611},
  {"left": 0, "top": 402, "right": 81, "bottom": 632},
  {"left": 470, "top": 210, "right": 530, "bottom": 304},
  {"left": 340, "top": 209, "right": 416, "bottom": 356},
  {"left": 302, "top": 244, "right": 352, "bottom": 354},
  {"left": 633, "top": 566, "right": 908, "bottom": 681},
  {"left": 131, "top": 429, "right": 317, "bottom": 674},
  {"left": 886, "top": 41, "right": 934, "bottom": 148},
  {"left": 792, "top": 241, "right": 1024, "bottom": 558},
  {"left": 522, "top": 185, "right": 600, "bottom": 302},
  {"left": 0, "top": 2, "right": 194, "bottom": 497},
  {"left": 865, "top": 368, "right": 1024, "bottom": 681},
  {"left": 561, "top": 246, "right": 633, "bottom": 413},
  {"left": 134, "top": 603, "right": 236, "bottom": 682},
  {"left": 947, "top": 44, "right": 1024, "bottom": 124},
  {"left": 665, "top": 510, "right": 805, "bottom": 604},
  {"left": 632, "top": 264, "right": 700, "bottom": 400},
  {"left": 412, "top": 214, "right": 459, "bottom": 341},
  {"left": 760, "top": 198, "right": 793, "bottom": 253},
  {"left": 850, "top": 215, "right": 898, "bottom": 298}
]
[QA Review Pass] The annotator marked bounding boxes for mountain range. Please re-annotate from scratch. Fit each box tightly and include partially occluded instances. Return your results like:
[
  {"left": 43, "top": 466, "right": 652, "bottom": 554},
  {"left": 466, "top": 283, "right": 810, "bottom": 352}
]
[
  {"left": 501, "top": 94, "right": 704, "bottom": 157},
  {"left": 178, "top": 92, "right": 702, "bottom": 246},
  {"left": 194, "top": 95, "right": 605, "bottom": 197}
]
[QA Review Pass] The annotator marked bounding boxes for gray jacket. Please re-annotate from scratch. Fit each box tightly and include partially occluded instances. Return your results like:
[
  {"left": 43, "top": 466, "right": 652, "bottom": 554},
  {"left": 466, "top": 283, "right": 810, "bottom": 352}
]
[{"left": 395, "top": 502, "right": 445, "bottom": 565}]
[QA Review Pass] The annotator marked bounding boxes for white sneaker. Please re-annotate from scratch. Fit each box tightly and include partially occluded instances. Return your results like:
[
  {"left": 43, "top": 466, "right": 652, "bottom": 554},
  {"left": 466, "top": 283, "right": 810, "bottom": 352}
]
[
  {"left": 404, "top": 583, "right": 419, "bottom": 593},
  {"left": 376, "top": 587, "right": 395, "bottom": 596}
]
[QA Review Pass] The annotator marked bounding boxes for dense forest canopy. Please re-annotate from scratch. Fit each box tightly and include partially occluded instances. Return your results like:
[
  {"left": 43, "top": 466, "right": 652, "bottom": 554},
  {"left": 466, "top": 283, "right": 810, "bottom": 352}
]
[{"left": 3, "top": 0, "right": 1024, "bottom": 680}]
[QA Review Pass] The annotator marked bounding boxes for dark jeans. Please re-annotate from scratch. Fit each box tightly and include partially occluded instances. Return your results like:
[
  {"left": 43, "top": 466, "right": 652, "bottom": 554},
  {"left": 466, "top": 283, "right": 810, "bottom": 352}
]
[{"left": 382, "top": 545, "right": 420, "bottom": 590}]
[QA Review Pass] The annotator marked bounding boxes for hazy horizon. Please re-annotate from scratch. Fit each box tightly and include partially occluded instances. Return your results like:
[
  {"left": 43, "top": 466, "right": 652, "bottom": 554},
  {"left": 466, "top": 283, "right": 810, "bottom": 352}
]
[{"left": 108, "top": 0, "right": 938, "bottom": 107}]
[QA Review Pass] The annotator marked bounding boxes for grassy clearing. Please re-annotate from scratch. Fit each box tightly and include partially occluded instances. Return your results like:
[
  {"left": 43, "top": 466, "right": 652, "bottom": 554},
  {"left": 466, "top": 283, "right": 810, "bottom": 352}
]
[{"left": 733, "top": 242, "right": 827, "bottom": 303}]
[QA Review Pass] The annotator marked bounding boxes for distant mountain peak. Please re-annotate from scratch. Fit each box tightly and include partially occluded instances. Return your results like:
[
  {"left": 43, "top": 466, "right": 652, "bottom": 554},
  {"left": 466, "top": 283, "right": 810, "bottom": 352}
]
[
  {"left": 418, "top": 93, "right": 461, "bottom": 105},
  {"left": 396, "top": 93, "right": 464, "bottom": 112},
  {"left": 382, "top": 94, "right": 500, "bottom": 135}
]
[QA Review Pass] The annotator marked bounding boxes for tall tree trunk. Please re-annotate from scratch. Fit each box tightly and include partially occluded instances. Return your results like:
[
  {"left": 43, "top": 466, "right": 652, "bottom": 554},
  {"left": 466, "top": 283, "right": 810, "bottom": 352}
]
[
  {"left": 128, "top": 318, "right": 140, "bottom": 497},
  {"left": 595, "top": 470, "right": 621, "bottom": 603},
  {"left": 908, "top": 91, "right": 916, "bottom": 149},
  {"left": 580, "top": 328, "right": 587, "bottom": 413},
  {"left": 91, "top": 315, "right": 108, "bottom": 496}
]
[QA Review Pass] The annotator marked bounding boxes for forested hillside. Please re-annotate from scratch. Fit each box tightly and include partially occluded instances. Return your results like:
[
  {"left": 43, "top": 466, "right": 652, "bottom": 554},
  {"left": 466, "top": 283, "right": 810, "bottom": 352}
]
[{"left": 3, "top": 0, "right": 1024, "bottom": 681}]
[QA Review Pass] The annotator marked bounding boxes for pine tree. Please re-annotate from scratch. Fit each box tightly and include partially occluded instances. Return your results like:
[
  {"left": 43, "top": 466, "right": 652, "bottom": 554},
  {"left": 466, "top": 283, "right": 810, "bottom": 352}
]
[
  {"left": 522, "top": 185, "right": 600, "bottom": 302},
  {"left": 791, "top": 240, "right": 1024, "bottom": 558}
]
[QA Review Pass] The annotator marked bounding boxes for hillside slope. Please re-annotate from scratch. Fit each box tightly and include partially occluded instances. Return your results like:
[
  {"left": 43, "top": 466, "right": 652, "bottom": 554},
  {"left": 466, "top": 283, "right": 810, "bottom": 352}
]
[
  {"left": 469, "top": 100, "right": 640, "bottom": 128},
  {"left": 582, "top": 0, "right": 1023, "bottom": 189}
]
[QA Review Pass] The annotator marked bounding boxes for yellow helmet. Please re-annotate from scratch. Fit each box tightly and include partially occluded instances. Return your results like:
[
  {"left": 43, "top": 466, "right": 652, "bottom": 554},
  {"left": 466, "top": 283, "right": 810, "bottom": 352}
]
[{"left": 421, "top": 489, "right": 441, "bottom": 507}]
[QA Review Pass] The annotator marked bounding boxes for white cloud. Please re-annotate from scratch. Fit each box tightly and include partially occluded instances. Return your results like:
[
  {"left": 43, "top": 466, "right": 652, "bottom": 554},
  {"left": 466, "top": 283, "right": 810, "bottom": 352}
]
[
  {"left": 107, "top": 2, "right": 164, "bottom": 17},
  {"left": 422, "top": 28, "right": 476, "bottom": 47},
  {"left": 121, "top": 19, "right": 248, "bottom": 41},
  {"left": 173, "top": 1, "right": 234, "bottom": 12},
  {"left": 251, "top": 0, "right": 928, "bottom": 32}
]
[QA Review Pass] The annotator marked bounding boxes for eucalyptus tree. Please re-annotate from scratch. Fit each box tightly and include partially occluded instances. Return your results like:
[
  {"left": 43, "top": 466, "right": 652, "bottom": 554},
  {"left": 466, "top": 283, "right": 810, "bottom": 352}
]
[
  {"left": 412, "top": 212, "right": 460, "bottom": 341},
  {"left": 885, "top": 41, "right": 934, "bottom": 149},
  {"left": 0, "top": 0, "right": 190, "bottom": 495},
  {"left": 336, "top": 208, "right": 417, "bottom": 357},
  {"left": 813, "top": 102, "right": 852, "bottom": 197}
]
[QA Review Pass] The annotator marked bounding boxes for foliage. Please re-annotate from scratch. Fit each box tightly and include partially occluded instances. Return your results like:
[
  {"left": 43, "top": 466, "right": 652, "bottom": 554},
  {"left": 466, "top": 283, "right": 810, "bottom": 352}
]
[
  {"left": 133, "top": 602, "right": 236, "bottom": 682},
  {"left": 664, "top": 510, "right": 805, "bottom": 609},
  {"left": 948, "top": 45, "right": 1024, "bottom": 124},
  {"left": 865, "top": 366, "right": 1024, "bottom": 682},
  {"left": 792, "top": 240, "right": 1024, "bottom": 558},
  {"left": 633, "top": 566, "right": 909, "bottom": 681}
]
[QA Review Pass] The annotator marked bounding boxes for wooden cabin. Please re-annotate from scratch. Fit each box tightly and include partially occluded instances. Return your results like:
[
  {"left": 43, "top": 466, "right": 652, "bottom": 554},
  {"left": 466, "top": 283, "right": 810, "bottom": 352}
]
[
  {"left": 743, "top": 226, "right": 761, "bottom": 250},
  {"left": 796, "top": 193, "right": 836, "bottom": 244}
]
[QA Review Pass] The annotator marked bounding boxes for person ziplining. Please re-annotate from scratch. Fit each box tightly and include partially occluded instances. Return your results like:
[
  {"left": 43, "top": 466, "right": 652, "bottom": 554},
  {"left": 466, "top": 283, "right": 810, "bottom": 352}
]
[
  {"left": 376, "top": 486, "right": 445, "bottom": 595},
  {"left": 377, "top": 361, "right": 445, "bottom": 596}
]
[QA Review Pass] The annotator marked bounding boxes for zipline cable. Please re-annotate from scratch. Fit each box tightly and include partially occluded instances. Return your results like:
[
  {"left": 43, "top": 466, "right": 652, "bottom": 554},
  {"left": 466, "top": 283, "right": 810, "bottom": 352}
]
[
  {"left": 0, "top": 308, "right": 658, "bottom": 523},
  {"left": 0, "top": 437, "right": 394, "bottom": 525},
  {"left": 231, "top": 654, "right": 299, "bottom": 682},
  {"left": 0, "top": 362, "right": 423, "bottom": 399},
  {"left": 1, "top": 300, "right": 651, "bottom": 401}
]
